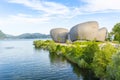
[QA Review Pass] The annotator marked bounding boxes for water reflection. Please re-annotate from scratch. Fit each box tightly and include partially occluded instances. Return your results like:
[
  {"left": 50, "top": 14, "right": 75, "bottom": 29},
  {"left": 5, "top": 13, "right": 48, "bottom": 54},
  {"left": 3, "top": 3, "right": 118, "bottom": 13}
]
[
  {"left": 49, "top": 53, "right": 82, "bottom": 78},
  {"left": 5, "top": 47, "right": 14, "bottom": 49},
  {"left": 49, "top": 53, "right": 66, "bottom": 64},
  {"left": 34, "top": 48, "right": 82, "bottom": 80},
  {"left": 48, "top": 52, "right": 99, "bottom": 80}
]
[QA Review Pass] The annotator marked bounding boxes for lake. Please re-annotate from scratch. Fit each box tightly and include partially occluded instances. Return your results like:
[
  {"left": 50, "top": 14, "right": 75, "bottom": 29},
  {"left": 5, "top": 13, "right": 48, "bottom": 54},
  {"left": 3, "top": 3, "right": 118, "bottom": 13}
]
[{"left": 0, "top": 39, "right": 93, "bottom": 80}]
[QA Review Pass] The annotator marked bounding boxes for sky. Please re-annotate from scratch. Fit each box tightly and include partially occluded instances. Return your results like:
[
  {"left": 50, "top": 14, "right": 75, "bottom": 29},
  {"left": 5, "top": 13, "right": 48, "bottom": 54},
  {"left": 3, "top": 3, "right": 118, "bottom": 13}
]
[{"left": 0, "top": 0, "right": 120, "bottom": 35}]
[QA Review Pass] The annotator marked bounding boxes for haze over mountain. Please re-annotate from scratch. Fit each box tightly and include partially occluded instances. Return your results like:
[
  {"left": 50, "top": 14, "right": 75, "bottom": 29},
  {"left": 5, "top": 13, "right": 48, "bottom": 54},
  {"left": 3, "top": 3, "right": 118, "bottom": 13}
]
[
  {"left": 16, "top": 33, "right": 50, "bottom": 39},
  {"left": 0, "top": 30, "right": 50, "bottom": 39}
]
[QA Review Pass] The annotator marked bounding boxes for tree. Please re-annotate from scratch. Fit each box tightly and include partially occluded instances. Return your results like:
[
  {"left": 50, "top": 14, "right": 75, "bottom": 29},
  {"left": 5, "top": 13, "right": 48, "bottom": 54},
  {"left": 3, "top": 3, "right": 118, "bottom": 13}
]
[
  {"left": 112, "top": 23, "right": 120, "bottom": 42},
  {"left": 106, "top": 32, "right": 113, "bottom": 41},
  {"left": 92, "top": 44, "right": 117, "bottom": 79},
  {"left": 107, "top": 51, "right": 120, "bottom": 80},
  {"left": 81, "top": 42, "right": 99, "bottom": 65}
]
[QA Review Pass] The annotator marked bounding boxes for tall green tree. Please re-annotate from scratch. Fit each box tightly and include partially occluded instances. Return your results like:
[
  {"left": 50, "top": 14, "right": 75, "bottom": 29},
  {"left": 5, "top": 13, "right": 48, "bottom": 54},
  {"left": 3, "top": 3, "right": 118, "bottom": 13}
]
[
  {"left": 81, "top": 42, "right": 99, "bottom": 65},
  {"left": 112, "top": 23, "right": 120, "bottom": 42},
  {"left": 92, "top": 44, "right": 116, "bottom": 79},
  {"left": 107, "top": 51, "right": 120, "bottom": 80},
  {"left": 106, "top": 32, "right": 113, "bottom": 41}
]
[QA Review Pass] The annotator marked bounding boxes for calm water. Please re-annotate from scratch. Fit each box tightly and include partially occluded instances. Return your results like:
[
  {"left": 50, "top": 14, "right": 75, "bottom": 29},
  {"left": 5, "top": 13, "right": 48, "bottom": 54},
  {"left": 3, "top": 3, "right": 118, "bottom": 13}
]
[{"left": 0, "top": 39, "right": 85, "bottom": 80}]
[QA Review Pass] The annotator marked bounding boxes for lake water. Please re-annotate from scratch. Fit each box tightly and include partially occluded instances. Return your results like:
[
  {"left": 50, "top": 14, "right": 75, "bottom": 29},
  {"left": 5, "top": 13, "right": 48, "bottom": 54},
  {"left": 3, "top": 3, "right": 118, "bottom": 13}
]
[
  {"left": 0, "top": 39, "right": 99, "bottom": 80},
  {"left": 0, "top": 39, "right": 85, "bottom": 80}
]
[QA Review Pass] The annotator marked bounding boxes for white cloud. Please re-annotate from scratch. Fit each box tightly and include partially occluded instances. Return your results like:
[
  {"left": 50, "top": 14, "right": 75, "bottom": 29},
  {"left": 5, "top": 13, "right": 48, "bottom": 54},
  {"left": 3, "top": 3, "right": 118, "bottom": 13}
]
[
  {"left": 0, "top": 13, "right": 51, "bottom": 29},
  {"left": 0, "top": 13, "right": 52, "bottom": 35},
  {"left": 8, "top": 0, "right": 70, "bottom": 16},
  {"left": 5, "top": 0, "right": 120, "bottom": 23},
  {"left": 5, "top": 0, "right": 84, "bottom": 26},
  {"left": 7, "top": 0, "right": 120, "bottom": 19},
  {"left": 9, "top": 13, "right": 51, "bottom": 23},
  {"left": 81, "top": 0, "right": 120, "bottom": 12}
]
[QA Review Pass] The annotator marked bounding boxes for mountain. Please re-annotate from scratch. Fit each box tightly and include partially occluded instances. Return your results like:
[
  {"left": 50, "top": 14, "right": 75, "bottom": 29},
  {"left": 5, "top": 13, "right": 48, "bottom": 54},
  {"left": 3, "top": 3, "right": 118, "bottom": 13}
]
[
  {"left": 6, "top": 34, "right": 15, "bottom": 38},
  {"left": 16, "top": 33, "right": 51, "bottom": 39},
  {"left": 0, "top": 30, "right": 51, "bottom": 39},
  {"left": 0, "top": 30, "right": 6, "bottom": 39}
]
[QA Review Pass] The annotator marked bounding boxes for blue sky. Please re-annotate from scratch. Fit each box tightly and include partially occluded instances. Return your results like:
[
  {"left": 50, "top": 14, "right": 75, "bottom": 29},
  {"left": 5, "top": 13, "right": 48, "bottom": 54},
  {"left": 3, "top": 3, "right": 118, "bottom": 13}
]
[{"left": 0, "top": 0, "right": 120, "bottom": 35}]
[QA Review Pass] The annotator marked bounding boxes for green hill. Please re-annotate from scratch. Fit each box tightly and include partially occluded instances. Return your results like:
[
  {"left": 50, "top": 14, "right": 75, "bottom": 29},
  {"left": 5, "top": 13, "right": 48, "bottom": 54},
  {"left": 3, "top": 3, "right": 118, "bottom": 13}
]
[
  {"left": 0, "top": 30, "right": 6, "bottom": 39},
  {"left": 0, "top": 30, "right": 51, "bottom": 39}
]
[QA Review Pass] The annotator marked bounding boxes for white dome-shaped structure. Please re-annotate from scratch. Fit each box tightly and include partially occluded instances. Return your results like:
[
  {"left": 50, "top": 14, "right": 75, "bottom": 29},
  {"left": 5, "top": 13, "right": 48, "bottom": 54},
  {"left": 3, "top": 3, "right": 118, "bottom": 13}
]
[
  {"left": 50, "top": 28, "right": 68, "bottom": 43},
  {"left": 96, "top": 27, "right": 107, "bottom": 41},
  {"left": 50, "top": 21, "right": 107, "bottom": 43},
  {"left": 69, "top": 21, "right": 99, "bottom": 41}
]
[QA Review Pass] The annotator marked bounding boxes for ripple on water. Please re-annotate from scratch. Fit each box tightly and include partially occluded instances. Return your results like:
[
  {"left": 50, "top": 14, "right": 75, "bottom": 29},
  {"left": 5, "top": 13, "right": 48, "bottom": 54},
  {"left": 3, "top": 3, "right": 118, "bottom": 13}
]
[{"left": 4, "top": 47, "right": 14, "bottom": 49}]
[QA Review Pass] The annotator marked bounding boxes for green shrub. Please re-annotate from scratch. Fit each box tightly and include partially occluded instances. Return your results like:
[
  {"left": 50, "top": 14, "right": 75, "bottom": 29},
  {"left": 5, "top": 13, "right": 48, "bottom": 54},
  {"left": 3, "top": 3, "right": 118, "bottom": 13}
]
[
  {"left": 78, "top": 59, "right": 89, "bottom": 68},
  {"left": 33, "top": 40, "right": 44, "bottom": 48},
  {"left": 47, "top": 41, "right": 57, "bottom": 53},
  {"left": 81, "top": 42, "right": 99, "bottom": 65},
  {"left": 107, "top": 50, "right": 120, "bottom": 80},
  {"left": 92, "top": 43, "right": 117, "bottom": 79}
]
